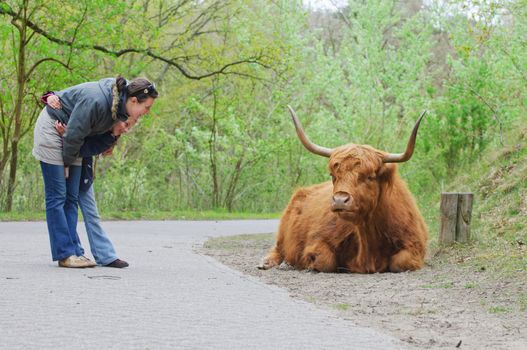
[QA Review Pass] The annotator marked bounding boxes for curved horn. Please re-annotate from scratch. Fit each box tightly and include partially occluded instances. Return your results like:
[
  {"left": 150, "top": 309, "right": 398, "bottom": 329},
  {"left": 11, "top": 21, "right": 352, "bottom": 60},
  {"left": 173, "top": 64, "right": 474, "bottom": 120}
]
[
  {"left": 383, "top": 110, "right": 427, "bottom": 163},
  {"left": 287, "top": 105, "right": 333, "bottom": 158}
]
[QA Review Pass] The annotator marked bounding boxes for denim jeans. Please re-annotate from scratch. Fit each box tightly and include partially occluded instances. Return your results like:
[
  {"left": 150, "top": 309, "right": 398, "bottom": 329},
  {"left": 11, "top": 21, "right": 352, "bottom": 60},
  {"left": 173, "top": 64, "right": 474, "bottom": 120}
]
[
  {"left": 78, "top": 185, "right": 117, "bottom": 265},
  {"left": 40, "top": 162, "right": 84, "bottom": 261}
]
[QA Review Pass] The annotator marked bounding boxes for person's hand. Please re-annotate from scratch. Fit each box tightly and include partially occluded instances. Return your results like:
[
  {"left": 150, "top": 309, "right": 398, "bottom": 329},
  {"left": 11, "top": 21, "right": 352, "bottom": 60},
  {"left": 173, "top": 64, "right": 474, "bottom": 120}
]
[
  {"left": 102, "top": 145, "right": 114, "bottom": 157},
  {"left": 64, "top": 166, "right": 69, "bottom": 179},
  {"left": 47, "top": 94, "right": 62, "bottom": 109},
  {"left": 54, "top": 121, "right": 66, "bottom": 136},
  {"left": 111, "top": 120, "right": 130, "bottom": 137}
]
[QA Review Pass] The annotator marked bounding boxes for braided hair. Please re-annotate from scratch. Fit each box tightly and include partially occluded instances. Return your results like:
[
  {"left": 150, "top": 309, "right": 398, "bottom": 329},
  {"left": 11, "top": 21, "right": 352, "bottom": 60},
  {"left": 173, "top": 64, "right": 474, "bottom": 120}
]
[{"left": 111, "top": 76, "right": 159, "bottom": 120}]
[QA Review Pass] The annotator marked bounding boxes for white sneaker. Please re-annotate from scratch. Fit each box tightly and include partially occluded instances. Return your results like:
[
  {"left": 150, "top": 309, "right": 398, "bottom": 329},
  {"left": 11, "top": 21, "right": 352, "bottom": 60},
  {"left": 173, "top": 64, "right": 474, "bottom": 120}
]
[
  {"left": 78, "top": 256, "right": 97, "bottom": 267},
  {"left": 58, "top": 255, "right": 96, "bottom": 268}
]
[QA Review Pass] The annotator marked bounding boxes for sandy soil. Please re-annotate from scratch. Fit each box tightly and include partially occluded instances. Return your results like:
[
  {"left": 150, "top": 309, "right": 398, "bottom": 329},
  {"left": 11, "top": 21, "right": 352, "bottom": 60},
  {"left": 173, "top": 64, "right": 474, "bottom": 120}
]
[{"left": 200, "top": 233, "right": 527, "bottom": 350}]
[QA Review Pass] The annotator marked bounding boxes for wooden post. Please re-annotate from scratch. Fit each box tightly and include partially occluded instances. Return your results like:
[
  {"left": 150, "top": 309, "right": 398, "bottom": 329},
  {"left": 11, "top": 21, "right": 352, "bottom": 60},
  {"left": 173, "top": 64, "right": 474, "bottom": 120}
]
[
  {"left": 456, "top": 193, "right": 474, "bottom": 243},
  {"left": 440, "top": 193, "right": 458, "bottom": 244},
  {"left": 439, "top": 192, "right": 474, "bottom": 245}
]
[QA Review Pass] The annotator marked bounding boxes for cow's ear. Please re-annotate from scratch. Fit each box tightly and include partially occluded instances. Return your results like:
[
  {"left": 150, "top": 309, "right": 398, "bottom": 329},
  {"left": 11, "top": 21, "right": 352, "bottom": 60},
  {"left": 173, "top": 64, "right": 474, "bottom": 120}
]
[{"left": 377, "top": 163, "right": 396, "bottom": 183}]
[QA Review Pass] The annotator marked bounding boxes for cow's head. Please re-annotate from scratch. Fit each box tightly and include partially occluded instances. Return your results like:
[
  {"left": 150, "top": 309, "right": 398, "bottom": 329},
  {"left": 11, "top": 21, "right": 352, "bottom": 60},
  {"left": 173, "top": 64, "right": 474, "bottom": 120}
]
[{"left": 287, "top": 106, "right": 426, "bottom": 223}]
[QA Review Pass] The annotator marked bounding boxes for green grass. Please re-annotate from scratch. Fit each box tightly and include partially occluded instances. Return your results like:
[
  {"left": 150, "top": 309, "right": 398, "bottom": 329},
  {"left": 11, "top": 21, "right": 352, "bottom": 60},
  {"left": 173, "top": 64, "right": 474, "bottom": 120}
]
[
  {"left": 334, "top": 303, "right": 350, "bottom": 311},
  {"left": 488, "top": 306, "right": 510, "bottom": 314},
  {"left": 0, "top": 210, "right": 280, "bottom": 222},
  {"left": 421, "top": 123, "right": 527, "bottom": 281},
  {"left": 0, "top": 211, "right": 46, "bottom": 221}
]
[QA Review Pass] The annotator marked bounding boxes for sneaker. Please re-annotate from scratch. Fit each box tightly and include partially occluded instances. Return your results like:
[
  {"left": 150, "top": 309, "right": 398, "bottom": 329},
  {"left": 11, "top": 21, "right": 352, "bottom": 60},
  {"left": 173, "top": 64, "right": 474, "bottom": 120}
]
[
  {"left": 79, "top": 256, "right": 97, "bottom": 267},
  {"left": 58, "top": 255, "right": 96, "bottom": 268},
  {"left": 104, "top": 259, "right": 129, "bottom": 268}
]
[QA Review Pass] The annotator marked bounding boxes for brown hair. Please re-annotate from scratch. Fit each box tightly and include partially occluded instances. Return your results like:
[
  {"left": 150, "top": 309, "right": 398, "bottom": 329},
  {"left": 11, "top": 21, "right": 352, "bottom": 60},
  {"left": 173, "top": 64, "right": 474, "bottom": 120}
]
[
  {"left": 124, "top": 77, "right": 159, "bottom": 101},
  {"left": 111, "top": 76, "right": 159, "bottom": 120}
]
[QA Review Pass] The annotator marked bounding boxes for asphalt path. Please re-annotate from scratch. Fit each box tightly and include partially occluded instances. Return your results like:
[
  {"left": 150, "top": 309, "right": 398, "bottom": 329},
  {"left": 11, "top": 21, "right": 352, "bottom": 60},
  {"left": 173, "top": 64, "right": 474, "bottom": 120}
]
[{"left": 0, "top": 220, "right": 407, "bottom": 349}]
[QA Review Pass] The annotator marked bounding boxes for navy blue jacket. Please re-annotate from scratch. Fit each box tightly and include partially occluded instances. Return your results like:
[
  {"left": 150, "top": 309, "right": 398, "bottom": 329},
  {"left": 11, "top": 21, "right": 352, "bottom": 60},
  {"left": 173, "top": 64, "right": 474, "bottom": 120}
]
[{"left": 79, "top": 133, "right": 117, "bottom": 192}]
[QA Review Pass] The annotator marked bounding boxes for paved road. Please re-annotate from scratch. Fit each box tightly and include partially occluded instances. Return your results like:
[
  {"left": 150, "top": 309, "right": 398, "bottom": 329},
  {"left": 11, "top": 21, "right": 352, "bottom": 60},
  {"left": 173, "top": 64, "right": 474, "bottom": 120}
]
[{"left": 0, "top": 220, "right": 406, "bottom": 349}]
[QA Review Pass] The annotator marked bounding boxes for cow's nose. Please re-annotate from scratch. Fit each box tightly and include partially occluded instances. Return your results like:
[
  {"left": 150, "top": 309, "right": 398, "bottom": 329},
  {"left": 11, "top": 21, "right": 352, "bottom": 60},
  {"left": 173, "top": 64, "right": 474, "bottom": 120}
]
[{"left": 332, "top": 192, "right": 352, "bottom": 211}]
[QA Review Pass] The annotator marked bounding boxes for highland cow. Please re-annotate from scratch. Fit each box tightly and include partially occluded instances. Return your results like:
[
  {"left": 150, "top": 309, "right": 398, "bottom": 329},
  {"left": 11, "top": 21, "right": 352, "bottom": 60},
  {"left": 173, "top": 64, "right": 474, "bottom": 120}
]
[{"left": 259, "top": 107, "right": 428, "bottom": 273}]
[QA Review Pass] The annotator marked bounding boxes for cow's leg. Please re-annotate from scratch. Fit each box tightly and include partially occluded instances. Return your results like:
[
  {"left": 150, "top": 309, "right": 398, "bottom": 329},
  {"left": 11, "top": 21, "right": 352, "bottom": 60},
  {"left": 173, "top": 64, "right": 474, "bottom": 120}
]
[
  {"left": 302, "top": 242, "right": 337, "bottom": 273},
  {"left": 342, "top": 258, "right": 367, "bottom": 273},
  {"left": 258, "top": 245, "right": 283, "bottom": 270},
  {"left": 389, "top": 248, "right": 423, "bottom": 272}
]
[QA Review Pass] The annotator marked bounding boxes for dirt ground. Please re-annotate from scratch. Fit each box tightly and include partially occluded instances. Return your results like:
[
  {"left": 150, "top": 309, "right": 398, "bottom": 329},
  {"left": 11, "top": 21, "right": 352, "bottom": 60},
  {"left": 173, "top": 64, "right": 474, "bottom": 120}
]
[{"left": 199, "top": 233, "right": 527, "bottom": 350}]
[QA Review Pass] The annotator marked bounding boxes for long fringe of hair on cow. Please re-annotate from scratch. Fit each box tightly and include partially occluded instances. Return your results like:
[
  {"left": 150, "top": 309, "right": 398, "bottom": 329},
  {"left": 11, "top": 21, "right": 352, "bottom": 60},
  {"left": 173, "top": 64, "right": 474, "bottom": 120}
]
[{"left": 258, "top": 108, "right": 428, "bottom": 273}]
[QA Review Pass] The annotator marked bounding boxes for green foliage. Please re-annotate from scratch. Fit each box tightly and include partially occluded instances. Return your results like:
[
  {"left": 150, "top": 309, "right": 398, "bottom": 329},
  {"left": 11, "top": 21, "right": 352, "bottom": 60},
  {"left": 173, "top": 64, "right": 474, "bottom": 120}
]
[
  {"left": 0, "top": 0, "right": 526, "bottom": 262},
  {"left": 427, "top": 58, "right": 497, "bottom": 174}
]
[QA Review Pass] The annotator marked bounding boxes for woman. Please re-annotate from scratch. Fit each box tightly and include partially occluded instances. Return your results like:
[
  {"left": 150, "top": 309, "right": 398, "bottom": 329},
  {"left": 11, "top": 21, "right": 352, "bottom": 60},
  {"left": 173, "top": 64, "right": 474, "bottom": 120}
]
[
  {"left": 56, "top": 117, "right": 136, "bottom": 268},
  {"left": 33, "top": 76, "right": 158, "bottom": 268},
  {"left": 46, "top": 92, "right": 139, "bottom": 268}
]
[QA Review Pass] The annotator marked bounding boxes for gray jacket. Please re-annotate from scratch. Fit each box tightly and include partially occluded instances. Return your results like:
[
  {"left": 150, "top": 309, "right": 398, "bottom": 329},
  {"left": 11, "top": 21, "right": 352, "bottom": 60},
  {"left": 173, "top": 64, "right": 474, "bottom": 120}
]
[{"left": 47, "top": 78, "right": 126, "bottom": 166}]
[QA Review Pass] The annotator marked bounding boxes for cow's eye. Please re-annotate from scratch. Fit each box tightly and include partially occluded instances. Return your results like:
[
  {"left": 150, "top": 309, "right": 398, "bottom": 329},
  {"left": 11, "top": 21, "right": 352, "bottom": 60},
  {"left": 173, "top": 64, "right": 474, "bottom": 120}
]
[{"left": 360, "top": 174, "right": 375, "bottom": 182}]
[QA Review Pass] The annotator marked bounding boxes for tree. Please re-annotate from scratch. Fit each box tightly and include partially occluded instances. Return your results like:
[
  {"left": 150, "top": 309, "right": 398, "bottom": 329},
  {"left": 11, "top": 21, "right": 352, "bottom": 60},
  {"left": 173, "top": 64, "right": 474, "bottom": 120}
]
[
  {"left": 0, "top": 0, "right": 278, "bottom": 211},
  {"left": 0, "top": 0, "right": 72, "bottom": 210}
]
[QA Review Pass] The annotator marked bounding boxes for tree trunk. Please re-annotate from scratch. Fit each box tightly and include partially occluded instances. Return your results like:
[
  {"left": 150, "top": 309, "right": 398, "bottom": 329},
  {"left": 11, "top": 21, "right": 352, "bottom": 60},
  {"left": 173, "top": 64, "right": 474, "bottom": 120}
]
[
  {"left": 6, "top": 5, "right": 27, "bottom": 211},
  {"left": 223, "top": 155, "right": 244, "bottom": 212},
  {"left": 0, "top": 147, "right": 10, "bottom": 188},
  {"left": 209, "top": 83, "right": 219, "bottom": 208}
]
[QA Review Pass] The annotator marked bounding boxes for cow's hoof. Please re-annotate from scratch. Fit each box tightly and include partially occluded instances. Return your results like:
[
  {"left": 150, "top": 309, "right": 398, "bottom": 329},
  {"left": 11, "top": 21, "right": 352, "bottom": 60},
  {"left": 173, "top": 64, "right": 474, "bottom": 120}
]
[
  {"left": 257, "top": 258, "right": 274, "bottom": 270},
  {"left": 277, "top": 261, "right": 294, "bottom": 271}
]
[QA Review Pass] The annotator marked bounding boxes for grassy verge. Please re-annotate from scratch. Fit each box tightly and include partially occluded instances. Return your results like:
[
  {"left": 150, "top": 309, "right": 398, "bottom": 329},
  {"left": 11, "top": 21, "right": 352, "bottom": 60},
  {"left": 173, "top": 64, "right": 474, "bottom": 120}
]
[
  {"left": 423, "top": 124, "right": 527, "bottom": 276},
  {"left": 0, "top": 210, "right": 280, "bottom": 222}
]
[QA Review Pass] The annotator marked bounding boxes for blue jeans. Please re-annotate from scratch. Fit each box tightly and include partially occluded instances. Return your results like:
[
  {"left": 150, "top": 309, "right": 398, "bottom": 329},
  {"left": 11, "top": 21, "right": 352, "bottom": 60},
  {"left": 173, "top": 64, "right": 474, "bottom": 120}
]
[
  {"left": 78, "top": 185, "right": 117, "bottom": 265},
  {"left": 40, "top": 162, "right": 84, "bottom": 261}
]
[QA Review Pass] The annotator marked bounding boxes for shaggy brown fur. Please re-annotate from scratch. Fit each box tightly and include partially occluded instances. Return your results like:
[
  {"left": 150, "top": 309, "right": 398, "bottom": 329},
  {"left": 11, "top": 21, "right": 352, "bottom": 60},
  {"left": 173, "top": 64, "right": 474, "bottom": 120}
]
[{"left": 259, "top": 144, "right": 428, "bottom": 273}]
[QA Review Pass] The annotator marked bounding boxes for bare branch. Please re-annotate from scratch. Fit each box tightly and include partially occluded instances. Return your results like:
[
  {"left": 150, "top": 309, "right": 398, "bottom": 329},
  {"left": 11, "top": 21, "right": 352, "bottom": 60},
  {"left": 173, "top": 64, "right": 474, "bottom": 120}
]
[
  {"left": 154, "top": 0, "right": 193, "bottom": 27},
  {"left": 25, "top": 58, "right": 71, "bottom": 80},
  {"left": 143, "top": 51, "right": 270, "bottom": 80},
  {"left": 25, "top": 30, "right": 36, "bottom": 45},
  {"left": 10, "top": 16, "right": 21, "bottom": 32},
  {"left": 329, "top": 0, "right": 352, "bottom": 29},
  {"left": 24, "top": 1, "right": 44, "bottom": 45},
  {"left": 0, "top": 3, "right": 268, "bottom": 81}
]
